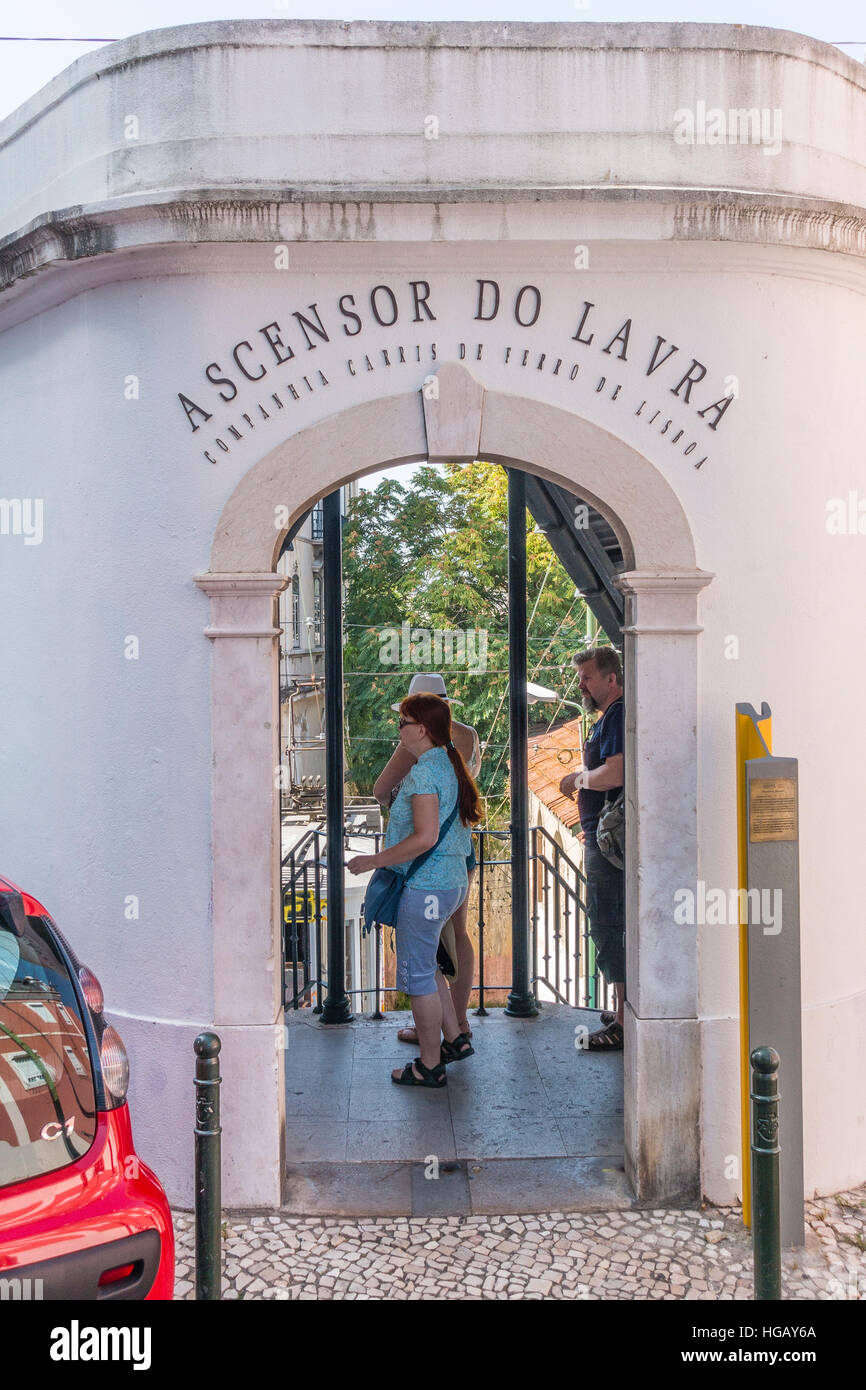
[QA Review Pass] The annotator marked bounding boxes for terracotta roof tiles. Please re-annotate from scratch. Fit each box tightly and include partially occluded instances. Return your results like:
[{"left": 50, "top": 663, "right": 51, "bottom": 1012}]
[{"left": 527, "top": 717, "right": 585, "bottom": 830}]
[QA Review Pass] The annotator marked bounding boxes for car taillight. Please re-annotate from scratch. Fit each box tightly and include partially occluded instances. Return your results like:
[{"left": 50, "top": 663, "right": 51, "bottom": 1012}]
[
  {"left": 98, "top": 1262, "right": 137, "bottom": 1287},
  {"left": 78, "top": 965, "right": 104, "bottom": 1013},
  {"left": 100, "top": 1025, "right": 130, "bottom": 1101}
]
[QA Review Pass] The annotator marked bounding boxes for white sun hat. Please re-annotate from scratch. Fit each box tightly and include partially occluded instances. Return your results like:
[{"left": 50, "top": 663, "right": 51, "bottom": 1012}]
[{"left": 390, "top": 671, "right": 463, "bottom": 711}]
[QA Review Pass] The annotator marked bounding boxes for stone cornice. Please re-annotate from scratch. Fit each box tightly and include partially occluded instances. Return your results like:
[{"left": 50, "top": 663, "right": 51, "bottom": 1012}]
[
  {"left": 195, "top": 572, "right": 288, "bottom": 639},
  {"left": 194, "top": 573, "right": 289, "bottom": 597},
  {"left": 3, "top": 187, "right": 866, "bottom": 299},
  {"left": 0, "top": 21, "right": 861, "bottom": 152},
  {"left": 615, "top": 570, "right": 715, "bottom": 596}
]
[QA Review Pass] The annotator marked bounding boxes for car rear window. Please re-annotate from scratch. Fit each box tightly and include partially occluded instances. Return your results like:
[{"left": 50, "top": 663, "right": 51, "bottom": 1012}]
[{"left": 0, "top": 910, "right": 98, "bottom": 1188}]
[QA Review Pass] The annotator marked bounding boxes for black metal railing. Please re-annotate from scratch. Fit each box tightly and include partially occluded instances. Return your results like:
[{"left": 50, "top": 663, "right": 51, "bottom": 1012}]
[
  {"left": 281, "top": 823, "right": 323, "bottom": 1010},
  {"left": 530, "top": 823, "right": 608, "bottom": 1010},
  {"left": 282, "top": 822, "right": 609, "bottom": 1015}
]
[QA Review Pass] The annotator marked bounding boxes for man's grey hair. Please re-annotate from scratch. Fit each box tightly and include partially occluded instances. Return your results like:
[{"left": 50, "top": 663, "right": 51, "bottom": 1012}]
[{"left": 571, "top": 645, "right": 623, "bottom": 684}]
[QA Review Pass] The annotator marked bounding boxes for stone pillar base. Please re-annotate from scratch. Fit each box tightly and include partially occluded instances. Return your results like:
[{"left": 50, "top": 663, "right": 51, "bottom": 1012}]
[
  {"left": 218, "top": 1021, "right": 285, "bottom": 1210},
  {"left": 624, "top": 1006, "right": 701, "bottom": 1204}
]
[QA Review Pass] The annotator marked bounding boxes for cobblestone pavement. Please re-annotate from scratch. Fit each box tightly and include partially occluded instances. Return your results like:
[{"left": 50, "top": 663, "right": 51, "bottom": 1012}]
[{"left": 172, "top": 1185, "right": 866, "bottom": 1300}]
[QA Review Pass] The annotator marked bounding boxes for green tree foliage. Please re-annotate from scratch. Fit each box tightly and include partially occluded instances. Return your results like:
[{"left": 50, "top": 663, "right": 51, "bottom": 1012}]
[{"left": 342, "top": 461, "right": 590, "bottom": 820}]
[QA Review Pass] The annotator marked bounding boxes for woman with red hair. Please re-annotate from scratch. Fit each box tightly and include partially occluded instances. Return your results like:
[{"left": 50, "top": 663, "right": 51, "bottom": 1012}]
[
  {"left": 348, "top": 693, "right": 483, "bottom": 1086},
  {"left": 374, "top": 673, "right": 482, "bottom": 1047}
]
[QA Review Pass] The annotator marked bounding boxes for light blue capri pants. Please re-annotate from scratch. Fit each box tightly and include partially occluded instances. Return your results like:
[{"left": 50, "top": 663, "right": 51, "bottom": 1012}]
[{"left": 394, "top": 884, "right": 466, "bottom": 997}]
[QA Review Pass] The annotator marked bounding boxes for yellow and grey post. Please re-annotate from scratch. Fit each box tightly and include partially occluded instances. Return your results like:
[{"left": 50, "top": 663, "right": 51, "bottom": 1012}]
[{"left": 745, "top": 756, "right": 805, "bottom": 1248}]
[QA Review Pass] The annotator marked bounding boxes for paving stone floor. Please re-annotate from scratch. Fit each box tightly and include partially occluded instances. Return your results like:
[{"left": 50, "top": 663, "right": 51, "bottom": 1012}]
[
  {"left": 170, "top": 1005, "right": 865, "bottom": 1299},
  {"left": 171, "top": 1187, "right": 866, "bottom": 1300},
  {"left": 281, "top": 1003, "right": 628, "bottom": 1214},
  {"left": 284, "top": 1004, "right": 624, "bottom": 1163}
]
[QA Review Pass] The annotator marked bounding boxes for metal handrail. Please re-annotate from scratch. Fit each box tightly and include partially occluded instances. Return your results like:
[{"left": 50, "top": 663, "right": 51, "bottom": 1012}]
[
  {"left": 527, "top": 825, "right": 608, "bottom": 1009},
  {"left": 283, "top": 822, "right": 609, "bottom": 1014},
  {"left": 532, "top": 821, "right": 589, "bottom": 889},
  {"left": 281, "top": 821, "right": 323, "bottom": 871}
]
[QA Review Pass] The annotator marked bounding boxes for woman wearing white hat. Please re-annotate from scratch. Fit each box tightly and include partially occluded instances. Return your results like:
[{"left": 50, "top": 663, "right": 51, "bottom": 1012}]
[{"left": 373, "top": 673, "right": 483, "bottom": 1045}]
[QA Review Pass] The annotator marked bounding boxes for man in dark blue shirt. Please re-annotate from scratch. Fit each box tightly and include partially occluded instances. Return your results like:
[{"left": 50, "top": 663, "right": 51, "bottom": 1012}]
[{"left": 559, "top": 646, "right": 624, "bottom": 1049}]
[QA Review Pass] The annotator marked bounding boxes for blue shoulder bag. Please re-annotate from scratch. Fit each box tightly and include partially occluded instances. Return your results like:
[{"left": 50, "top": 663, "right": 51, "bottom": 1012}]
[{"left": 361, "top": 802, "right": 459, "bottom": 934}]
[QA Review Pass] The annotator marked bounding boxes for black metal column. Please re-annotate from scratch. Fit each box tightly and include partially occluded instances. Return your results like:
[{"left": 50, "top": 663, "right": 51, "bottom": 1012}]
[
  {"left": 505, "top": 469, "right": 538, "bottom": 1018},
  {"left": 321, "top": 488, "right": 353, "bottom": 1024},
  {"left": 193, "top": 1032, "right": 221, "bottom": 1300}
]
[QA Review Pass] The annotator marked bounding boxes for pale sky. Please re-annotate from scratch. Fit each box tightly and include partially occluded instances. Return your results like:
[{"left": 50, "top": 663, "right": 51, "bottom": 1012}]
[{"left": 0, "top": 0, "right": 863, "bottom": 123}]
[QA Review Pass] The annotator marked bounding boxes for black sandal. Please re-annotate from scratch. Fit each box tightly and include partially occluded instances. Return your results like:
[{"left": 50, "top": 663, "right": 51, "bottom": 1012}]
[
  {"left": 440, "top": 1032, "right": 475, "bottom": 1064},
  {"left": 397, "top": 1025, "right": 474, "bottom": 1045},
  {"left": 586, "top": 1021, "right": 623, "bottom": 1051},
  {"left": 391, "top": 1057, "right": 447, "bottom": 1087}
]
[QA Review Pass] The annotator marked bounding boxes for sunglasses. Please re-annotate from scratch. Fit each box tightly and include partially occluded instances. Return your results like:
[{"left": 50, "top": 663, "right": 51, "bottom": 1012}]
[{"left": 398, "top": 717, "right": 420, "bottom": 729}]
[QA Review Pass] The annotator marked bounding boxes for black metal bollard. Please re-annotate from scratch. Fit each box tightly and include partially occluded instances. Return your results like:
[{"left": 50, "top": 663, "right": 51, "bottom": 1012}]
[
  {"left": 194, "top": 1031, "right": 222, "bottom": 1301},
  {"left": 371, "top": 923, "right": 384, "bottom": 1020},
  {"left": 750, "top": 1045, "right": 782, "bottom": 1300}
]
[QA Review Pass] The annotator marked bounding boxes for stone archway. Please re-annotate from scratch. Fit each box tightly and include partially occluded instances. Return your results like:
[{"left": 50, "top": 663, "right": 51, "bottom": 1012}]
[{"left": 196, "top": 364, "right": 711, "bottom": 1208}]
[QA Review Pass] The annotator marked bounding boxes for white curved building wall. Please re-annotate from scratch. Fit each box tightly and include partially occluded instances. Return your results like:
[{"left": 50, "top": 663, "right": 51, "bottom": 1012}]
[{"left": 0, "top": 21, "right": 864, "bottom": 1206}]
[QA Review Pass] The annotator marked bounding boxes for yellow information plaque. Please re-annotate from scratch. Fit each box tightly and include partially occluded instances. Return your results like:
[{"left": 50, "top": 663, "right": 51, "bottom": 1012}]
[{"left": 749, "top": 777, "right": 798, "bottom": 842}]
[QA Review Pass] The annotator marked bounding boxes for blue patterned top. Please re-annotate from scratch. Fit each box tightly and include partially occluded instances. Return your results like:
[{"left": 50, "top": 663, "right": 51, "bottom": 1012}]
[{"left": 384, "top": 746, "right": 472, "bottom": 892}]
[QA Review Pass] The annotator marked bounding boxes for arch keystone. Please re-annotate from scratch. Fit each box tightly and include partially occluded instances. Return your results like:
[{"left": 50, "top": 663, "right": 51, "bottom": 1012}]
[{"left": 422, "top": 361, "right": 484, "bottom": 462}]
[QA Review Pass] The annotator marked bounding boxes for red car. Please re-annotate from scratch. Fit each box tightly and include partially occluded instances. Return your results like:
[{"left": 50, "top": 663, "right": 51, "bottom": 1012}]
[{"left": 0, "top": 875, "right": 174, "bottom": 1300}]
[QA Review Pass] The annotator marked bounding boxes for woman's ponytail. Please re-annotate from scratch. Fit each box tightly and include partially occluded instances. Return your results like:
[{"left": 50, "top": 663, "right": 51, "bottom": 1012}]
[
  {"left": 445, "top": 743, "right": 483, "bottom": 827},
  {"left": 400, "top": 694, "right": 484, "bottom": 826}
]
